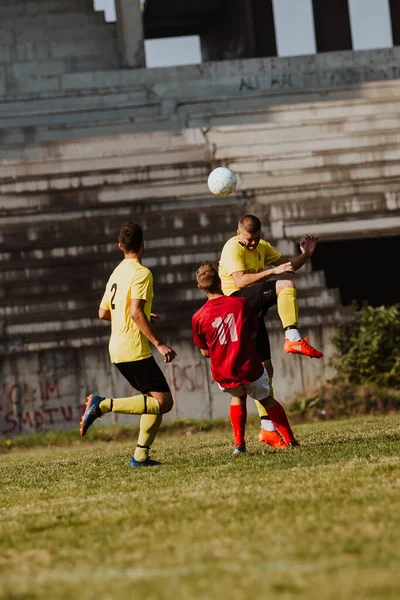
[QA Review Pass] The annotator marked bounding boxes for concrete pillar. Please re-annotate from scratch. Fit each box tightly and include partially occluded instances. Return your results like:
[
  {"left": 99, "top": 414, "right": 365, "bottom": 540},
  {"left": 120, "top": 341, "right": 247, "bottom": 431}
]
[{"left": 115, "top": 0, "right": 145, "bottom": 68}]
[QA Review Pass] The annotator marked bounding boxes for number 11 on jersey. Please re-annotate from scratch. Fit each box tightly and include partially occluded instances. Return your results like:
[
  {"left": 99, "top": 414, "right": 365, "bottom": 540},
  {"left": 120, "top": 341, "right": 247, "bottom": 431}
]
[{"left": 211, "top": 313, "right": 238, "bottom": 345}]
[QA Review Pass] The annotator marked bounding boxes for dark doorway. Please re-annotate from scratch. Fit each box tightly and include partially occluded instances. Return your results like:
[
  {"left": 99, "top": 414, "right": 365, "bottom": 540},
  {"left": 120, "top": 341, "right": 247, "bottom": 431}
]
[{"left": 310, "top": 236, "right": 400, "bottom": 307}]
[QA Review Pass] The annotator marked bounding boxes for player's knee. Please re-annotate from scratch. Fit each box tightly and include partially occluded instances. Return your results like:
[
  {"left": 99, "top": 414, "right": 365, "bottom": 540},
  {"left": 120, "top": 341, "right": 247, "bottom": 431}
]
[
  {"left": 159, "top": 394, "right": 174, "bottom": 414},
  {"left": 277, "top": 279, "right": 295, "bottom": 293},
  {"left": 231, "top": 394, "right": 247, "bottom": 406}
]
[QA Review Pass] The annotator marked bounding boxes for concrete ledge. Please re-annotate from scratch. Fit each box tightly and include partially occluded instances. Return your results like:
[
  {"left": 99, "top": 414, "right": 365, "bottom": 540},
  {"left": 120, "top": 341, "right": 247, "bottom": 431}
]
[
  {"left": 15, "top": 22, "right": 116, "bottom": 44},
  {"left": 0, "top": 0, "right": 86, "bottom": 16},
  {"left": 3, "top": 12, "right": 106, "bottom": 31}
]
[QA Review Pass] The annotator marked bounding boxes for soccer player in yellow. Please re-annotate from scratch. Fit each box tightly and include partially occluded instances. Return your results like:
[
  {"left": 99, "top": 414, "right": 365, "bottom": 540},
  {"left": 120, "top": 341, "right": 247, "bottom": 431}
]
[
  {"left": 219, "top": 214, "right": 322, "bottom": 449},
  {"left": 80, "top": 222, "right": 177, "bottom": 467}
]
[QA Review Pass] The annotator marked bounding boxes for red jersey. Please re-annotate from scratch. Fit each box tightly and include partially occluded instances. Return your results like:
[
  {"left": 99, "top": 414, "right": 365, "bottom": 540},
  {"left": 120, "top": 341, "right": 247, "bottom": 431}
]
[{"left": 192, "top": 295, "right": 263, "bottom": 388}]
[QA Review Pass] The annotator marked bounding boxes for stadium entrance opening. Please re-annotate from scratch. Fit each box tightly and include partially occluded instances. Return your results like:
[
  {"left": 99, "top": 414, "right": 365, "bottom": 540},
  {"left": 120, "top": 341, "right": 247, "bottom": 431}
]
[{"left": 311, "top": 235, "right": 400, "bottom": 307}]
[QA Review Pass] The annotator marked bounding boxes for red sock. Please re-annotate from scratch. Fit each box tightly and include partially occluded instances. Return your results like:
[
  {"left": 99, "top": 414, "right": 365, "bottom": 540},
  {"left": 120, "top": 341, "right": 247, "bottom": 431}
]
[
  {"left": 267, "top": 402, "right": 296, "bottom": 444},
  {"left": 230, "top": 404, "right": 247, "bottom": 447}
]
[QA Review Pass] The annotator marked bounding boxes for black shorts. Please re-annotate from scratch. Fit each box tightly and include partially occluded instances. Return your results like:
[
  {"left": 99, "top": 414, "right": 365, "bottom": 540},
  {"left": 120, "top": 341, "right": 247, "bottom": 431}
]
[
  {"left": 115, "top": 356, "right": 170, "bottom": 395},
  {"left": 231, "top": 281, "right": 277, "bottom": 362}
]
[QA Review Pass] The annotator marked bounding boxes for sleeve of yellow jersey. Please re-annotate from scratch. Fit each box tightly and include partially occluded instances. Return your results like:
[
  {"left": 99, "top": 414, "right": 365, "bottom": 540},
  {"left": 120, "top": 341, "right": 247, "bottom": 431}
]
[
  {"left": 263, "top": 241, "right": 282, "bottom": 266},
  {"left": 131, "top": 268, "right": 153, "bottom": 300},
  {"left": 221, "top": 239, "right": 245, "bottom": 275}
]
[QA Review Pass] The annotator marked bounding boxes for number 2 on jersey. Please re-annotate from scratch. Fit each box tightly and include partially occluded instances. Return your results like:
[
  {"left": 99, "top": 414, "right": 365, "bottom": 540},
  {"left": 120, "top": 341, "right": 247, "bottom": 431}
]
[
  {"left": 212, "top": 313, "right": 238, "bottom": 345},
  {"left": 110, "top": 283, "right": 117, "bottom": 309}
]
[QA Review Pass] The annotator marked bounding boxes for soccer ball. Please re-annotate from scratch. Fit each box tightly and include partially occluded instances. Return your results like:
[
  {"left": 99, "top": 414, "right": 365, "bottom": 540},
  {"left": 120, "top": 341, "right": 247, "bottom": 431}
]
[{"left": 207, "top": 167, "right": 237, "bottom": 197}]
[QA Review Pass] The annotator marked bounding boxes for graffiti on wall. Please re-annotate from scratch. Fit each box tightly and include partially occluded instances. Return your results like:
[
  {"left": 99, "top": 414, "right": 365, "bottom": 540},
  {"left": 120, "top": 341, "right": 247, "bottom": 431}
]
[
  {"left": 0, "top": 377, "right": 85, "bottom": 436},
  {"left": 0, "top": 357, "right": 217, "bottom": 437}
]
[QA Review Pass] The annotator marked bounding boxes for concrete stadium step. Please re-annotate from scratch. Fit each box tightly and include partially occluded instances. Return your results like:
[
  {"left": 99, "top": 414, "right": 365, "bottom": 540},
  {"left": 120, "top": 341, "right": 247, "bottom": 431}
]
[
  {"left": 6, "top": 53, "right": 120, "bottom": 78},
  {"left": 1, "top": 301, "right": 341, "bottom": 337},
  {"left": 229, "top": 145, "right": 400, "bottom": 175},
  {"left": 0, "top": 115, "right": 175, "bottom": 148},
  {"left": 0, "top": 300, "right": 342, "bottom": 354},
  {"left": 11, "top": 22, "right": 116, "bottom": 45},
  {"left": 1, "top": 11, "right": 106, "bottom": 31},
  {"left": 0, "top": 89, "right": 146, "bottom": 120},
  {"left": 0, "top": 237, "right": 230, "bottom": 271},
  {"left": 239, "top": 161, "right": 400, "bottom": 191},
  {"left": 15, "top": 27, "right": 116, "bottom": 47},
  {"left": 0, "top": 206, "right": 236, "bottom": 245},
  {"left": 216, "top": 131, "right": 400, "bottom": 162},
  {"left": 208, "top": 110, "right": 400, "bottom": 147},
  {"left": 0, "top": 101, "right": 161, "bottom": 130},
  {"left": 0, "top": 287, "right": 341, "bottom": 330},
  {"left": 0, "top": 269, "right": 328, "bottom": 307},
  {"left": 0, "top": 0, "right": 92, "bottom": 17}
]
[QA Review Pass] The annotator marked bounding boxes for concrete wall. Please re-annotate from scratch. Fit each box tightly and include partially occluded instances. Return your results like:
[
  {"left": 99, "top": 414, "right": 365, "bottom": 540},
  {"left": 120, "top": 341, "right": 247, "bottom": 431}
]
[{"left": 0, "top": 329, "right": 336, "bottom": 438}]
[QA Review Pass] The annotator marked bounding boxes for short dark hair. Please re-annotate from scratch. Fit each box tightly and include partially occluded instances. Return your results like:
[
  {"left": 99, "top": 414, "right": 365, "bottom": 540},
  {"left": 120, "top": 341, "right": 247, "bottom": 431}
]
[
  {"left": 196, "top": 261, "right": 222, "bottom": 294},
  {"left": 238, "top": 214, "right": 261, "bottom": 234},
  {"left": 118, "top": 222, "right": 143, "bottom": 253}
]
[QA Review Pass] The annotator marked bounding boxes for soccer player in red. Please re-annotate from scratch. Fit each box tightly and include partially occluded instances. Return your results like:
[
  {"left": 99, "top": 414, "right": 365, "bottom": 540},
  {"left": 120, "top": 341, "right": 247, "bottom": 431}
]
[
  {"left": 192, "top": 261, "right": 299, "bottom": 455},
  {"left": 219, "top": 214, "right": 322, "bottom": 449}
]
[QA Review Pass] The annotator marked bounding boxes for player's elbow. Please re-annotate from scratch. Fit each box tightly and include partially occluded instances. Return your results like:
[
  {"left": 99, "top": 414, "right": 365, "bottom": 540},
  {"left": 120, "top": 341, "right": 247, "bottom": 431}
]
[
  {"left": 234, "top": 278, "right": 247, "bottom": 289},
  {"left": 98, "top": 308, "right": 110, "bottom": 320},
  {"left": 130, "top": 307, "right": 142, "bottom": 322}
]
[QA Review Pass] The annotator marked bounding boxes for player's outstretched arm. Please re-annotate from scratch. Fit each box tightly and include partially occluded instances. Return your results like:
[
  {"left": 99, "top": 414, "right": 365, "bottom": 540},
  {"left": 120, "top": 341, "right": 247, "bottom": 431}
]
[
  {"left": 130, "top": 299, "right": 177, "bottom": 363},
  {"left": 275, "top": 234, "right": 319, "bottom": 272},
  {"left": 231, "top": 262, "right": 294, "bottom": 289}
]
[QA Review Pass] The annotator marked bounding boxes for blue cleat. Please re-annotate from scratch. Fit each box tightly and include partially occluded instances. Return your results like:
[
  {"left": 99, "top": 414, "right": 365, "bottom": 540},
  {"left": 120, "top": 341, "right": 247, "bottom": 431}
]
[
  {"left": 232, "top": 444, "right": 246, "bottom": 456},
  {"left": 129, "top": 457, "right": 161, "bottom": 468},
  {"left": 80, "top": 393, "right": 104, "bottom": 436}
]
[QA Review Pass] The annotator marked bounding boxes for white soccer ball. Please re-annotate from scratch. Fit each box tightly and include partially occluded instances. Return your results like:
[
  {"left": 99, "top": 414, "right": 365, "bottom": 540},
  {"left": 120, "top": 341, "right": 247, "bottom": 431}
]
[{"left": 207, "top": 167, "right": 237, "bottom": 197}]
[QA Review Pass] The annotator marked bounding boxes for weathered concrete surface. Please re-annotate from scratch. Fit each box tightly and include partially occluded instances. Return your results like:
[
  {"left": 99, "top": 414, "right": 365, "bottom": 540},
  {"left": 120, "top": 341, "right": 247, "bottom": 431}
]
[
  {"left": 0, "top": 0, "right": 120, "bottom": 81},
  {"left": 0, "top": 331, "right": 336, "bottom": 438}
]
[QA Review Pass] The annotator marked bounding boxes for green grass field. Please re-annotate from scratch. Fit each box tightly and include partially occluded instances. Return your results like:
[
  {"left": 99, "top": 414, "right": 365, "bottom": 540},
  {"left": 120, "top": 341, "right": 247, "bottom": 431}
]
[{"left": 1, "top": 416, "right": 400, "bottom": 600}]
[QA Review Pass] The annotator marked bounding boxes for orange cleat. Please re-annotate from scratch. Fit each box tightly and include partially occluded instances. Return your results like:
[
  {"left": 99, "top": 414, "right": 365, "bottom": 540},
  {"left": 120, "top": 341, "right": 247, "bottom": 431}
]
[
  {"left": 258, "top": 428, "right": 287, "bottom": 449},
  {"left": 284, "top": 337, "right": 323, "bottom": 359}
]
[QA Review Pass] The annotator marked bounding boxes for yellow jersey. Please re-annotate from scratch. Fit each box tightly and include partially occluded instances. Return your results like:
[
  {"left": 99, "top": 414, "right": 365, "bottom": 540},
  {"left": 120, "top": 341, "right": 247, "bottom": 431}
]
[
  {"left": 100, "top": 258, "right": 154, "bottom": 363},
  {"left": 219, "top": 236, "right": 282, "bottom": 295}
]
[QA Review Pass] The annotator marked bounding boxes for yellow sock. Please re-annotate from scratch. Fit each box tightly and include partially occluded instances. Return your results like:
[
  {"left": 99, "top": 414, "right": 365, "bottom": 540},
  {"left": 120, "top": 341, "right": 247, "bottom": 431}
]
[
  {"left": 134, "top": 414, "right": 162, "bottom": 462},
  {"left": 277, "top": 287, "right": 299, "bottom": 329},
  {"left": 99, "top": 394, "right": 160, "bottom": 415},
  {"left": 255, "top": 400, "right": 268, "bottom": 418},
  {"left": 255, "top": 379, "right": 274, "bottom": 417}
]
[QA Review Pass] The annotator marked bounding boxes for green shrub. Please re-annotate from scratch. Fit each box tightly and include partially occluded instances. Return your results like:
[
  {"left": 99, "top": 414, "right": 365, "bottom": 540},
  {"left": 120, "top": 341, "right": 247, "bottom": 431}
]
[{"left": 332, "top": 304, "right": 400, "bottom": 387}]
